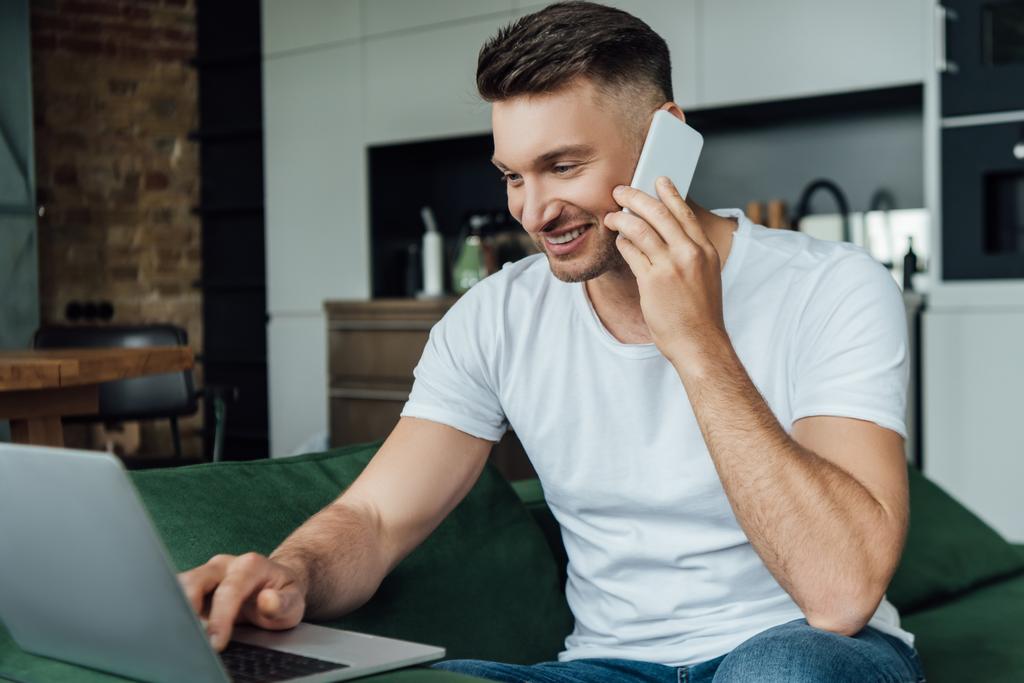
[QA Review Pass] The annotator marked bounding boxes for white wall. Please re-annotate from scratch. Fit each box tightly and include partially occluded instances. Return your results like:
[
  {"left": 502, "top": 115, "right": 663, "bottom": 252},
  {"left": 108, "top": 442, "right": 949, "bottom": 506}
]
[{"left": 923, "top": 307, "right": 1024, "bottom": 542}]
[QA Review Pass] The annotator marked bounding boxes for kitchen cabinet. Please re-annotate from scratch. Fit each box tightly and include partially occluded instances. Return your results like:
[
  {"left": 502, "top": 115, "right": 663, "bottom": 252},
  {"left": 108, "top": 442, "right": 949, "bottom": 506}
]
[
  {"left": 922, "top": 307, "right": 1024, "bottom": 542},
  {"left": 261, "top": 0, "right": 361, "bottom": 55},
  {"left": 263, "top": 43, "right": 369, "bottom": 314},
  {"left": 264, "top": 42, "right": 370, "bottom": 456},
  {"left": 361, "top": 0, "right": 513, "bottom": 37},
  {"left": 606, "top": 0, "right": 699, "bottom": 109},
  {"left": 362, "top": 14, "right": 512, "bottom": 144},
  {"left": 698, "top": 0, "right": 926, "bottom": 108},
  {"left": 326, "top": 299, "right": 536, "bottom": 481},
  {"left": 268, "top": 314, "right": 331, "bottom": 457},
  {"left": 514, "top": 0, "right": 699, "bottom": 109}
]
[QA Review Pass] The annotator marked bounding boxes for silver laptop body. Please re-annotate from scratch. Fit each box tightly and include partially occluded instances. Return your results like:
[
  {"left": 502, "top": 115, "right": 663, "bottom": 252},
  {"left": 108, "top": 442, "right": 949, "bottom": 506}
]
[{"left": 0, "top": 443, "right": 445, "bottom": 683}]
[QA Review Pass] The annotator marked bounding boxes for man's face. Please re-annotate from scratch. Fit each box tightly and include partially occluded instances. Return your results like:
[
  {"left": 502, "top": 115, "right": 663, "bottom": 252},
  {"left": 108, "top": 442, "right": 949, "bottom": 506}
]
[{"left": 491, "top": 78, "right": 643, "bottom": 282}]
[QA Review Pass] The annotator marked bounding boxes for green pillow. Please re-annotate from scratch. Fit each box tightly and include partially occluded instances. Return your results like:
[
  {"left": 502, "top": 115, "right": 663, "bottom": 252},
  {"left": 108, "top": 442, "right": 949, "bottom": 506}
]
[
  {"left": 129, "top": 441, "right": 573, "bottom": 664},
  {"left": 888, "top": 465, "right": 1024, "bottom": 614}
]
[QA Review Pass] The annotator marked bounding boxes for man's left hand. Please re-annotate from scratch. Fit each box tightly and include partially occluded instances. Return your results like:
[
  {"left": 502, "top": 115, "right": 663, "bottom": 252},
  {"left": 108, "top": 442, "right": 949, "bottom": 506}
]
[{"left": 604, "top": 177, "right": 728, "bottom": 368}]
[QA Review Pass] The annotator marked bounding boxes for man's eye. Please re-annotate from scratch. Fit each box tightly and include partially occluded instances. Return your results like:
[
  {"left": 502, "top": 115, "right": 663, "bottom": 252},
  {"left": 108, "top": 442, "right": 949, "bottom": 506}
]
[
  {"left": 500, "top": 173, "right": 521, "bottom": 184},
  {"left": 553, "top": 164, "right": 576, "bottom": 175}
]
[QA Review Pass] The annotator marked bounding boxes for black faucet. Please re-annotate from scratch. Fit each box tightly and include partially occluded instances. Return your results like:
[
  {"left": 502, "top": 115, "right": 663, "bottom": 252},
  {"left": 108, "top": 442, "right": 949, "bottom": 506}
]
[
  {"left": 792, "top": 178, "right": 851, "bottom": 243},
  {"left": 868, "top": 188, "right": 897, "bottom": 269}
]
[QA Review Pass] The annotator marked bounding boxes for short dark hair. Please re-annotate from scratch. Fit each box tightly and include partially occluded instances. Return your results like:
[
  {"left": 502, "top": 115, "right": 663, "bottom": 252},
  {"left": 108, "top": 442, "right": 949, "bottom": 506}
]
[{"left": 476, "top": 1, "right": 673, "bottom": 105}]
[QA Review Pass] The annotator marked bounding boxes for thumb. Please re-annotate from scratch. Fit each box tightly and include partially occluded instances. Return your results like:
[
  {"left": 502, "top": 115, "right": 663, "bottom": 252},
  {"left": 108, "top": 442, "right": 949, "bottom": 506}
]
[
  {"left": 257, "top": 588, "right": 286, "bottom": 616},
  {"left": 253, "top": 587, "right": 303, "bottom": 629}
]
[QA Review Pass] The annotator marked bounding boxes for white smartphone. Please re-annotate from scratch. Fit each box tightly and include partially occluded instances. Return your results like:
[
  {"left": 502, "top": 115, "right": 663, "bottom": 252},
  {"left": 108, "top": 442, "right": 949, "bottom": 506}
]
[{"left": 625, "top": 110, "right": 703, "bottom": 213}]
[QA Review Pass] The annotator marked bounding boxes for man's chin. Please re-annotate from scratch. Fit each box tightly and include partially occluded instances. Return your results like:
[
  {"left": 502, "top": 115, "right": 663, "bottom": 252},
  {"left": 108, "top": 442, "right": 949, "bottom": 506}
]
[{"left": 544, "top": 247, "right": 625, "bottom": 283}]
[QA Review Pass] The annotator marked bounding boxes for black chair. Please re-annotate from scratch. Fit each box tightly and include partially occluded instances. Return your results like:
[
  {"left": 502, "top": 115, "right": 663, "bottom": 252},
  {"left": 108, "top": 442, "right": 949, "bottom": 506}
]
[{"left": 32, "top": 324, "right": 229, "bottom": 463}]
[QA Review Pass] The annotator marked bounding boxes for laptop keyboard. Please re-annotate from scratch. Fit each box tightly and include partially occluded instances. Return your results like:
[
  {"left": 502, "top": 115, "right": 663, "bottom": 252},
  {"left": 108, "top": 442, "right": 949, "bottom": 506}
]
[{"left": 221, "top": 641, "right": 350, "bottom": 682}]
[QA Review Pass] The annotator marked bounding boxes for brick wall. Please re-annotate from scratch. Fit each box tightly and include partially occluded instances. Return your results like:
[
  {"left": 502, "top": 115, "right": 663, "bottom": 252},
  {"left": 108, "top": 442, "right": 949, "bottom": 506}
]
[{"left": 31, "top": 0, "right": 203, "bottom": 458}]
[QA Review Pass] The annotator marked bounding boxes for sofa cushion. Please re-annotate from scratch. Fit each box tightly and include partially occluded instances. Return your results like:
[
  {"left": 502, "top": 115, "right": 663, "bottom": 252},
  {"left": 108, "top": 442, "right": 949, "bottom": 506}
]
[
  {"left": 901, "top": 572, "right": 1024, "bottom": 682},
  {"left": 127, "top": 440, "right": 574, "bottom": 665},
  {"left": 887, "top": 465, "right": 1024, "bottom": 614}
]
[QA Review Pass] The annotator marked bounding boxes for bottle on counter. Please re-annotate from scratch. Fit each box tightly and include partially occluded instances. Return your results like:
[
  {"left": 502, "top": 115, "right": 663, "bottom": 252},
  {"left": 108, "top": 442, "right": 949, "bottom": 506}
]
[
  {"left": 902, "top": 236, "right": 918, "bottom": 292},
  {"left": 419, "top": 206, "right": 444, "bottom": 298},
  {"left": 452, "top": 214, "right": 490, "bottom": 294}
]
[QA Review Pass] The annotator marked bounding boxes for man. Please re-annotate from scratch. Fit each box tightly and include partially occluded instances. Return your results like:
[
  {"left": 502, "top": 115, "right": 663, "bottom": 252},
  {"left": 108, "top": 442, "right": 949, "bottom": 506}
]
[{"left": 179, "top": 2, "right": 927, "bottom": 681}]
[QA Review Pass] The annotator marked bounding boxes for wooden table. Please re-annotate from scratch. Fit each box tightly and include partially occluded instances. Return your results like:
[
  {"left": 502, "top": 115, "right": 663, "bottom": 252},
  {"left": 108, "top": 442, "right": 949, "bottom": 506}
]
[{"left": 0, "top": 347, "right": 194, "bottom": 447}]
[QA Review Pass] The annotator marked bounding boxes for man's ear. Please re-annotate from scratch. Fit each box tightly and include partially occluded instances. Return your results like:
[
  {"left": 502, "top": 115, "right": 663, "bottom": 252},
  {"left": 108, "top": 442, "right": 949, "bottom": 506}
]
[{"left": 657, "top": 101, "right": 686, "bottom": 123}]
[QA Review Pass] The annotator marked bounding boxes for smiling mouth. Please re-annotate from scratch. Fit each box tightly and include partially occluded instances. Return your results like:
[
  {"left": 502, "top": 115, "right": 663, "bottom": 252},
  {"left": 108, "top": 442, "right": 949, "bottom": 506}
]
[{"left": 544, "top": 224, "right": 591, "bottom": 245}]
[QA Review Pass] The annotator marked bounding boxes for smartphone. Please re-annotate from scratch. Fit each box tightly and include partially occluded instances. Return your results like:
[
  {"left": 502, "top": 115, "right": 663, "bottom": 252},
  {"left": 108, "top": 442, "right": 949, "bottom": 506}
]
[{"left": 624, "top": 110, "right": 703, "bottom": 213}]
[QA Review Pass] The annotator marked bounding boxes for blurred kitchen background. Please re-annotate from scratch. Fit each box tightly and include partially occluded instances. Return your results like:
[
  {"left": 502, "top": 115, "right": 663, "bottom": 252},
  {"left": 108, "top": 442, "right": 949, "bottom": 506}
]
[{"left": 1, "top": 0, "right": 1022, "bottom": 541}]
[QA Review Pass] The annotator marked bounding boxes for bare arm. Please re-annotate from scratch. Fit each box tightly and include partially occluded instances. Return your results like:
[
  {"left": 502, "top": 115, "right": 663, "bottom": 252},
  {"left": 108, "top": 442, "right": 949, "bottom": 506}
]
[
  {"left": 673, "top": 336, "right": 909, "bottom": 636},
  {"left": 271, "top": 416, "right": 494, "bottom": 619},
  {"left": 179, "top": 416, "right": 493, "bottom": 650}
]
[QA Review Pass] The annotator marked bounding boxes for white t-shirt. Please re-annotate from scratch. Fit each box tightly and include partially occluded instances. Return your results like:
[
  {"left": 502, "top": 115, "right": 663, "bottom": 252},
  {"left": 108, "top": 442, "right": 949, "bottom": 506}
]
[{"left": 401, "top": 208, "right": 914, "bottom": 666}]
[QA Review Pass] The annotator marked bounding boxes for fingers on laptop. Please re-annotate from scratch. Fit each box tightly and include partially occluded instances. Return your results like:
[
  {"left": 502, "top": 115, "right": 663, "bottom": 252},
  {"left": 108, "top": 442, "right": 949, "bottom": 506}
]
[
  {"left": 205, "top": 552, "right": 275, "bottom": 651},
  {"left": 179, "top": 552, "right": 304, "bottom": 652},
  {"left": 178, "top": 553, "right": 233, "bottom": 615},
  {"left": 179, "top": 566, "right": 222, "bottom": 614}
]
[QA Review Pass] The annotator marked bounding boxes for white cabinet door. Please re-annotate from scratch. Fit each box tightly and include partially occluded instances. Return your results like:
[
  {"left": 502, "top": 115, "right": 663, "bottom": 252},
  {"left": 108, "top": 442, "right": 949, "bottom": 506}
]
[
  {"left": 262, "top": 0, "right": 361, "bottom": 55},
  {"left": 513, "top": 0, "right": 699, "bottom": 110},
  {"left": 267, "top": 314, "right": 330, "bottom": 457},
  {"left": 698, "top": 0, "right": 926, "bottom": 108},
  {"left": 923, "top": 308, "right": 1024, "bottom": 542},
  {"left": 263, "top": 43, "right": 370, "bottom": 314},
  {"left": 363, "top": 14, "right": 513, "bottom": 144},
  {"left": 606, "top": 0, "right": 699, "bottom": 110},
  {"left": 361, "top": 0, "right": 513, "bottom": 37}
]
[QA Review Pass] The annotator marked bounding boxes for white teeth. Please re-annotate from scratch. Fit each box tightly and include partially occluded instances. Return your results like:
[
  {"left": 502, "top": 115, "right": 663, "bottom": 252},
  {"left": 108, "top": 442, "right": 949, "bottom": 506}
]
[{"left": 546, "top": 226, "right": 586, "bottom": 245}]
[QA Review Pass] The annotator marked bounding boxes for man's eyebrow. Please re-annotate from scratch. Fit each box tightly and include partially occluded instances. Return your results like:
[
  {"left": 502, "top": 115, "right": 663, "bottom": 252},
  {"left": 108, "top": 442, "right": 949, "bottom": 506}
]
[{"left": 491, "top": 144, "right": 596, "bottom": 171}]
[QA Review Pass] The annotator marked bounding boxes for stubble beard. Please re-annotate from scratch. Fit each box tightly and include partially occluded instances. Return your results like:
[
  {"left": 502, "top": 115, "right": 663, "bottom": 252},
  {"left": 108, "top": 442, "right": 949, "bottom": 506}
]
[{"left": 537, "top": 226, "right": 628, "bottom": 283}]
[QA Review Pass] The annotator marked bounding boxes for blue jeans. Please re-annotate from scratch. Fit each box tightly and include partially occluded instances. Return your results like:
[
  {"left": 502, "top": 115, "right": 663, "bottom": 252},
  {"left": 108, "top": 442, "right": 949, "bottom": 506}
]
[{"left": 431, "top": 618, "right": 927, "bottom": 682}]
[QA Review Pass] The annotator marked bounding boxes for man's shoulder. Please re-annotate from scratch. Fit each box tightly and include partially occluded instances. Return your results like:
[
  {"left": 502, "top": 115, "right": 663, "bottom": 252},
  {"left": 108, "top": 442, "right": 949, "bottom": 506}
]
[
  {"left": 442, "top": 252, "right": 556, "bottom": 327},
  {"left": 742, "top": 221, "right": 888, "bottom": 292},
  {"left": 459, "top": 252, "right": 556, "bottom": 307}
]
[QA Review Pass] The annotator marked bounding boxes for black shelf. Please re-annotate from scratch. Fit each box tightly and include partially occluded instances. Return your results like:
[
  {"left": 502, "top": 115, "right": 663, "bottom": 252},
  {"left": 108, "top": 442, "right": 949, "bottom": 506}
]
[
  {"left": 191, "top": 203, "right": 264, "bottom": 216},
  {"left": 188, "top": 128, "right": 262, "bottom": 142},
  {"left": 189, "top": 53, "right": 261, "bottom": 69},
  {"left": 197, "top": 357, "right": 268, "bottom": 367},
  {"left": 194, "top": 2, "right": 269, "bottom": 461},
  {"left": 686, "top": 84, "right": 922, "bottom": 133}
]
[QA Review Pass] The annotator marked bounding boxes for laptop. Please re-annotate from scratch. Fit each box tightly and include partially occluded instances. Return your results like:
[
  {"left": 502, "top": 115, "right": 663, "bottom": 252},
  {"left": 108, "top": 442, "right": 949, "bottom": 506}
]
[{"left": 0, "top": 443, "right": 445, "bottom": 682}]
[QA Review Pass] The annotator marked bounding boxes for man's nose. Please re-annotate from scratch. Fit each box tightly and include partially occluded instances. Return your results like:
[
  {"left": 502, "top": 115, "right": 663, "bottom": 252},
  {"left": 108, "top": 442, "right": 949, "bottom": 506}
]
[{"left": 519, "top": 184, "right": 563, "bottom": 235}]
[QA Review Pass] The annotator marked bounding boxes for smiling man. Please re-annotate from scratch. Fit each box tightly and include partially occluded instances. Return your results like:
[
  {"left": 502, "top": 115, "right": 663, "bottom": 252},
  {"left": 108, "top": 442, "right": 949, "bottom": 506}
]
[{"left": 179, "top": 2, "right": 926, "bottom": 682}]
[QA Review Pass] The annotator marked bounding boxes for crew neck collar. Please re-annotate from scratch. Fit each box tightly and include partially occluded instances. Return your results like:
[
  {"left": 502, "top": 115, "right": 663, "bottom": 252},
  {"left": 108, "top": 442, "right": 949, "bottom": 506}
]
[{"left": 573, "top": 207, "right": 752, "bottom": 358}]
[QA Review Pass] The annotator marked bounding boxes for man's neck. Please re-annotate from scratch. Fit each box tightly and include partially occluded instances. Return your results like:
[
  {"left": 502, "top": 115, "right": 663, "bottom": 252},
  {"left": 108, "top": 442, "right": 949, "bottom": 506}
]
[{"left": 585, "top": 201, "right": 737, "bottom": 345}]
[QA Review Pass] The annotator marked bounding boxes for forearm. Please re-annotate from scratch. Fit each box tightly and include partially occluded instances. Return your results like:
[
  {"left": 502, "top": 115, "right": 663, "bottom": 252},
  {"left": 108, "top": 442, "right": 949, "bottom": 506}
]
[
  {"left": 270, "top": 501, "right": 389, "bottom": 621},
  {"left": 675, "top": 339, "right": 899, "bottom": 630}
]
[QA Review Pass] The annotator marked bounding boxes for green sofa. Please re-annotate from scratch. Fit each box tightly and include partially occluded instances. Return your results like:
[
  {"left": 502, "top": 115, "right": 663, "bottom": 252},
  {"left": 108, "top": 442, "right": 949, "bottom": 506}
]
[{"left": 3, "top": 440, "right": 1023, "bottom": 682}]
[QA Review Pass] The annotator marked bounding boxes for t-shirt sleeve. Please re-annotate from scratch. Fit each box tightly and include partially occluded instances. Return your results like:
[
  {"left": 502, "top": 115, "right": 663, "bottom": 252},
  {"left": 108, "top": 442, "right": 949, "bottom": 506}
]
[
  {"left": 399, "top": 282, "right": 508, "bottom": 442},
  {"left": 790, "top": 251, "right": 909, "bottom": 439}
]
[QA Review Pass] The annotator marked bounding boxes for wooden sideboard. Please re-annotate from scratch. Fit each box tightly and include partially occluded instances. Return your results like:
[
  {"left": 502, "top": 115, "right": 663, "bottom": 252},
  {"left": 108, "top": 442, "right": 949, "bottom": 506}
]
[{"left": 325, "top": 299, "right": 536, "bottom": 481}]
